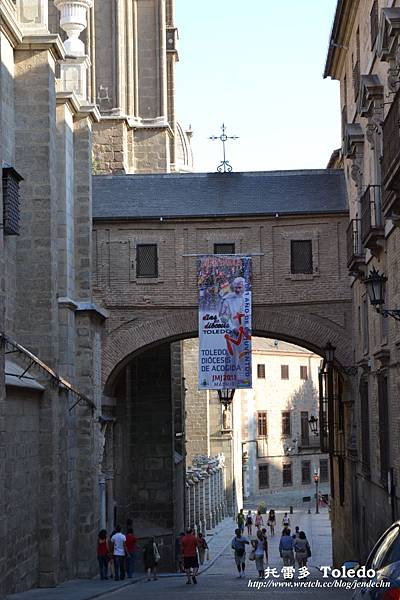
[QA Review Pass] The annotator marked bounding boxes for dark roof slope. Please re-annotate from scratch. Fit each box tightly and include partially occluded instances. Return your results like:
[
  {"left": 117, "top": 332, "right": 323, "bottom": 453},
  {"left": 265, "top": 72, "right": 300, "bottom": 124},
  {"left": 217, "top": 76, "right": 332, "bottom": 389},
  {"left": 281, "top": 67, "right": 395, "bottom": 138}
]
[{"left": 92, "top": 169, "right": 348, "bottom": 221}]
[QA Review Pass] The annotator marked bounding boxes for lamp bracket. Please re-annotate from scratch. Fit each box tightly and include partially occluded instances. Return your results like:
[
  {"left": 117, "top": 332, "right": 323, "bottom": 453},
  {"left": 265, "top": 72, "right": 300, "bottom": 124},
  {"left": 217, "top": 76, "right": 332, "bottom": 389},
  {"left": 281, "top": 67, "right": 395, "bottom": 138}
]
[{"left": 377, "top": 308, "right": 400, "bottom": 321}]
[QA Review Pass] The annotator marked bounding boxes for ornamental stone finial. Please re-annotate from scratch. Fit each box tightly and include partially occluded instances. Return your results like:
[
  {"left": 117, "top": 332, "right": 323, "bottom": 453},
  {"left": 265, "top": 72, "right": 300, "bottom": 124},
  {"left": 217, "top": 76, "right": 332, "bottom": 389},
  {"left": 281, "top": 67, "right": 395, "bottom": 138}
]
[{"left": 54, "top": 0, "right": 93, "bottom": 57}]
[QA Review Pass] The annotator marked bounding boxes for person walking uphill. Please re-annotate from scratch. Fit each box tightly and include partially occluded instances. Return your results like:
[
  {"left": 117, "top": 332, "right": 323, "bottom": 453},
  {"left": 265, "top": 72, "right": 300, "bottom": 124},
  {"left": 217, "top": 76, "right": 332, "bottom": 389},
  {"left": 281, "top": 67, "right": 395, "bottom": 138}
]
[
  {"left": 197, "top": 532, "right": 208, "bottom": 565},
  {"left": 237, "top": 509, "right": 245, "bottom": 534},
  {"left": 97, "top": 529, "right": 110, "bottom": 580},
  {"left": 181, "top": 528, "right": 200, "bottom": 585},
  {"left": 279, "top": 528, "right": 294, "bottom": 566},
  {"left": 111, "top": 525, "right": 127, "bottom": 581},
  {"left": 143, "top": 537, "right": 160, "bottom": 581},
  {"left": 252, "top": 530, "right": 268, "bottom": 578},
  {"left": 231, "top": 528, "right": 249, "bottom": 578}
]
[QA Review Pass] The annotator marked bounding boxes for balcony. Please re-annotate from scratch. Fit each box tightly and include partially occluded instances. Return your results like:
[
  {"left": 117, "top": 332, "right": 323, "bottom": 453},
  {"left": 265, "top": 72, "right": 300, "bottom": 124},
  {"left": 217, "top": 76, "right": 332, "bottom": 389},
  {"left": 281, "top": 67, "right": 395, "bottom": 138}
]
[
  {"left": 360, "top": 185, "right": 384, "bottom": 251},
  {"left": 382, "top": 88, "right": 400, "bottom": 215},
  {"left": 346, "top": 219, "right": 365, "bottom": 273}
]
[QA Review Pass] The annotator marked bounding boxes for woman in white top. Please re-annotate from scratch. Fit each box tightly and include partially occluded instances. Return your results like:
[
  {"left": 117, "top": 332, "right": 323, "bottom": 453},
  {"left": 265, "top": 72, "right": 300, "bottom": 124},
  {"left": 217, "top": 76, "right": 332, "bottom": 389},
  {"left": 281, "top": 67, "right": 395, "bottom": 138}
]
[{"left": 252, "top": 530, "right": 268, "bottom": 578}]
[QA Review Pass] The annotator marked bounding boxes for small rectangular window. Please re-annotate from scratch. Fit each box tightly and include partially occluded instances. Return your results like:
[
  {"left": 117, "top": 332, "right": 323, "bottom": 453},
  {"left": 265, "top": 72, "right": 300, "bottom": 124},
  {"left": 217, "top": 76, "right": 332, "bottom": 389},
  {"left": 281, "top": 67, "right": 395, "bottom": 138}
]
[
  {"left": 2, "top": 167, "right": 23, "bottom": 235},
  {"left": 214, "top": 243, "right": 235, "bottom": 255},
  {"left": 290, "top": 240, "right": 313, "bottom": 274},
  {"left": 259, "top": 464, "right": 269, "bottom": 489},
  {"left": 136, "top": 244, "right": 158, "bottom": 278},
  {"left": 301, "top": 461, "right": 311, "bottom": 484},
  {"left": 370, "top": 0, "right": 378, "bottom": 49},
  {"left": 283, "top": 463, "right": 292, "bottom": 486},
  {"left": 320, "top": 459, "right": 329, "bottom": 483},
  {"left": 300, "top": 366, "right": 308, "bottom": 380},
  {"left": 257, "top": 364, "right": 265, "bottom": 379},
  {"left": 281, "top": 365, "right": 289, "bottom": 380},
  {"left": 282, "top": 411, "right": 291, "bottom": 436},
  {"left": 257, "top": 411, "right": 267, "bottom": 437}
]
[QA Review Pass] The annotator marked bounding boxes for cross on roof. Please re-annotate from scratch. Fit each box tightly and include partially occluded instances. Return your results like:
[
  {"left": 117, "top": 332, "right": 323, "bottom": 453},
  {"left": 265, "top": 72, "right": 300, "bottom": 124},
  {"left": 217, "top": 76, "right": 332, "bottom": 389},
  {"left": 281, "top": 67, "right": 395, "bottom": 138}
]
[{"left": 209, "top": 123, "right": 239, "bottom": 173}]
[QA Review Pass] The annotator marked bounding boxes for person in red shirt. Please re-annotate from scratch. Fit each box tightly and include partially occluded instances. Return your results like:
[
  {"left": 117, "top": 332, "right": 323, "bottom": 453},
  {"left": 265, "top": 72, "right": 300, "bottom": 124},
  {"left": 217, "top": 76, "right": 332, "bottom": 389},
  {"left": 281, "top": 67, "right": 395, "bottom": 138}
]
[
  {"left": 125, "top": 528, "right": 138, "bottom": 578},
  {"left": 181, "top": 528, "right": 200, "bottom": 585}
]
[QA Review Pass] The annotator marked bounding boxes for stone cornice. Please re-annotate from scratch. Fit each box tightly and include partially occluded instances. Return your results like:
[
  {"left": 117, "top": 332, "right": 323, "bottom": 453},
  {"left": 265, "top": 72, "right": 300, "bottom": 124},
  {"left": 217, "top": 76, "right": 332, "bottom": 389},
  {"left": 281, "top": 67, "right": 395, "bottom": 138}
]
[
  {"left": 75, "top": 103, "right": 101, "bottom": 123},
  {"left": 0, "top": 0, "right": 23, "bottom": 47},
  {"left": 324, "top": 0, "right": 359, "bottom": 80},
  {"left": 76, "top": 301, "right": 109, "bottom": 321},
  {"left": 16, "top": 34, "right": 66, "bottom": 61},
  {"left": 56, "top": 91, "right": 81, "bottom": 115},
  {"left": 98, "top": 114, "right": 174, "bottom": 136}
]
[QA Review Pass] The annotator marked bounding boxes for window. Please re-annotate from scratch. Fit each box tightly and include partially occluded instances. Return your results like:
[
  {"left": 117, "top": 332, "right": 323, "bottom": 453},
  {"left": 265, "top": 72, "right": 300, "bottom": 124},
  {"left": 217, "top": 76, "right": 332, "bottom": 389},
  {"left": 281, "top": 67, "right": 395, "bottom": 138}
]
[
  {"left": 300, "top": 411, "right": 309, "bottom": 447},
  {"left": 214, "top": 243, "right": 235, "bottom": 255},
  {"left": 281, "top": 365, "right": 289, "bottom": 380},
  {"left": 290, "top": 240, "right": 313, "bottom": 274},
  {"left": 320, "top": 459, "right": 329, "bottom": 483},
  {"left": 300, "top": 366, "right": 308, "bottom": 380},
  {"left": 282, "top": 463, "right": 292, "bottom": 486},
  {"left": 257, "top": 364, "right": 265, "bottom": 379},
  {"left": 258, "top": 464, "right": 269, "bottom": 489},
  {"left": 257, "top": 412, "right": 267, "bottom": 437},
  {"left": 281, "top": 411, "right": 291, "bottom": 436},
  {"left": 301, "top": 461, "right": 311, "bottom": 484},
  {"left": 353, "top": 29, "right": 360, "bottom": 100},
  {"left": 378, "top": 372, "right": 389, "bottom": 484},
  {"left": 359, "top": 378, "right": 370, "bottom": 474},
  {"left": 370, "top": 1, "right": 378, "bottom": 50},
  {"left": 2, "top": 166, "right": 23, "bottom": 235},
  {"left": 136, "top": 244, "right": 158, "bottom": 278}
]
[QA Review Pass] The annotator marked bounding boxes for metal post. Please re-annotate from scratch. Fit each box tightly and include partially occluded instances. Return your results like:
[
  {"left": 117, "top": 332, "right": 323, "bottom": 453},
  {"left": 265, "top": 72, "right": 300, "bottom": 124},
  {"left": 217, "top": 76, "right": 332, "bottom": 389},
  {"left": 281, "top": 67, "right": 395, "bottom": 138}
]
[{"left": 315, "top": 474, "right": 320, "bottom": 514}]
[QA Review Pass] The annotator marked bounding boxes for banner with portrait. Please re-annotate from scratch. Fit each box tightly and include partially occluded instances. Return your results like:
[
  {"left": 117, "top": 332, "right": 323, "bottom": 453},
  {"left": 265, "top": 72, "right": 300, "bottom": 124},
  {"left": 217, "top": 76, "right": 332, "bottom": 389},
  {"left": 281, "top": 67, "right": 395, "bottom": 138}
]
[{"left": 198, "top": 255, "right": 252, "bottom": 389}]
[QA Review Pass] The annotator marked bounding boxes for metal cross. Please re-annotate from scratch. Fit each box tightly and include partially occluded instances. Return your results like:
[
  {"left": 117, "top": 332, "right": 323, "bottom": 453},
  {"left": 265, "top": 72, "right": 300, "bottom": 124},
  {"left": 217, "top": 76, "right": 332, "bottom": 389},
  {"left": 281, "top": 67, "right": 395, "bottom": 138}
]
[{"left": 209, "top": 123, "right": 239, "bottom": 173}]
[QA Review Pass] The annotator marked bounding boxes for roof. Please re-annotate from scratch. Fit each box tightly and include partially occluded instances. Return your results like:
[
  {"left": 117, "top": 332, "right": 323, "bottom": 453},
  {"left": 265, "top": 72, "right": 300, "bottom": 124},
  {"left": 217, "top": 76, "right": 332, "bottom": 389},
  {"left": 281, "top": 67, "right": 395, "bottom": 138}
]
[
  {"left": 92, "top": 169, "right": 348, "bottom": 221},
  {"left": 252, "top": 338, "right": 316, "bottom": 356}
]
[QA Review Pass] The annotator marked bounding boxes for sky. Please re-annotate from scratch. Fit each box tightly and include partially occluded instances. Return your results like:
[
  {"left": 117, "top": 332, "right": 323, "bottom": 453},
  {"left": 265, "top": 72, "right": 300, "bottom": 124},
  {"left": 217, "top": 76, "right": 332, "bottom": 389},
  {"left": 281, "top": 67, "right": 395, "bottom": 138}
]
[{"left": 175, "top": 0, "right": 340, "bottom": 174}]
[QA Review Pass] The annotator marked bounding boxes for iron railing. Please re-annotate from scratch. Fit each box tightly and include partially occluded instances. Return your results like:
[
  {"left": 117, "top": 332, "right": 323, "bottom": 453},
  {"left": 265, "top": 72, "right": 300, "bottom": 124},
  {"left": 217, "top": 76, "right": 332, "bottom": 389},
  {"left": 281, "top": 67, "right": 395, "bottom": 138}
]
[
  {"left": 382, "top": 88, "right": 400, "bottom": 205},
  {"left": 361, "top": 185, "right": 383, "bottom": 244},
  {"left": 346, "top": 218, "right": 364, "bottom": 267}
]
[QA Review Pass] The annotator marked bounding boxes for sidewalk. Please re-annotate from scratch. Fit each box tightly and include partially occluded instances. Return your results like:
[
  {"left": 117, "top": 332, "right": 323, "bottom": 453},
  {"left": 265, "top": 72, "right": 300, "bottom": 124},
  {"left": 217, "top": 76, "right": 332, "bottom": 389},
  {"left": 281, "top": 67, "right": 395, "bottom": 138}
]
[{"left": 5, "top": 517, "right": 235, "bottom": 600}]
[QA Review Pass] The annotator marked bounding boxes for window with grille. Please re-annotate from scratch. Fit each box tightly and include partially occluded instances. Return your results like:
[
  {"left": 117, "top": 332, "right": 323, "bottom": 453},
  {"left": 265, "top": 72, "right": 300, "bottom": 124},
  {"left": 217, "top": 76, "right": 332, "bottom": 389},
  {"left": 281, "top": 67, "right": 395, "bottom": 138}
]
[
  {"left": 259, "top": 464, "right": 269, "bottom": 489},
  {"left": 301, "top": 461, "right": 311, "bottom": 484},
  {"left": 257, "top": 411, "right": 267, "bottom": 437},
  {"left": 214, "top": 243, "right": 235, "bottom": 255},
  {"left": 359, "top": 378, "right": 370, "bottom": 474},
  {"left": 282, "top": 463, "right": 292, "bottom": 486},
  {"left": 281, "top": 364, "right": 289, "bottom": 380},
  {"left": 300, "top": 365, "right": 308, "bottom": 380},
  {"left": 2, "top": 167, "right": 23, "bottom": 235},
  {"left": 257, "top": 364, "right": 265, "bottom": 379},
  {"left": 320, "top": 459, "right": 329, "bottom": 483},
  {"left": 290, "top": 240, "right": 313, "bottom": 274},
  {"left": 300, "top": 411, "right": 309, "bottom": 447},
  {"left": 370, "top": 0, "right": 378, "bottom": 49},
  {"left": 281, "top": 411, "right": 291, "bottom": 436},
  {"left": 136, "top": 244, "right": 158, "bottom": 278}
]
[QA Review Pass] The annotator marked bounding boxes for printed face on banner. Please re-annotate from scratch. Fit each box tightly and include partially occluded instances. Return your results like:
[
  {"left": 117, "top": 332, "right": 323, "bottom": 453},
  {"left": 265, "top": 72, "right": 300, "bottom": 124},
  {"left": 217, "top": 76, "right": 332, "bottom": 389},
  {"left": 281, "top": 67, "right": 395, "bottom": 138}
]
[{"left": 198, "top": 256, "right": 252, "bottom": 389}]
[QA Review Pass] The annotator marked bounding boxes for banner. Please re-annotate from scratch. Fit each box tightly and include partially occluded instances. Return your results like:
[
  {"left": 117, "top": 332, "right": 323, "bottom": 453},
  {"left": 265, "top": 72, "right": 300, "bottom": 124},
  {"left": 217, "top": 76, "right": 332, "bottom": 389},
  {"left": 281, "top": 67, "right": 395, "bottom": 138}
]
[{"left": 198, "top": 255, "right": 252, "bottom": 389}]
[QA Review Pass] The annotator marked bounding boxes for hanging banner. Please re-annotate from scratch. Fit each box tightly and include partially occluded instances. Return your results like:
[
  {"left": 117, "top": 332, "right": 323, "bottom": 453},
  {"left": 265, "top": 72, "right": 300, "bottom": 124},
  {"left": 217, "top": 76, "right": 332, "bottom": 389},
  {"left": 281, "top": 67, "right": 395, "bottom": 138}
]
[{"left": 198, "top": 255, "right": 252, "bottom": 390}]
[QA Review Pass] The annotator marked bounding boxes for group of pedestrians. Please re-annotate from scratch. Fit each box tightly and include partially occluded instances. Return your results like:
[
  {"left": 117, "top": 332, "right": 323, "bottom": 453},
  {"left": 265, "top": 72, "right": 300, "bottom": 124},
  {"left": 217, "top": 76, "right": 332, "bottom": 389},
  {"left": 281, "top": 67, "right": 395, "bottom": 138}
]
[
  {"left": 233, "top": 509, "right": 312, "bottom": 578},
  {"left": 97, "top": 526, "right": 161, "bottom": 582}
]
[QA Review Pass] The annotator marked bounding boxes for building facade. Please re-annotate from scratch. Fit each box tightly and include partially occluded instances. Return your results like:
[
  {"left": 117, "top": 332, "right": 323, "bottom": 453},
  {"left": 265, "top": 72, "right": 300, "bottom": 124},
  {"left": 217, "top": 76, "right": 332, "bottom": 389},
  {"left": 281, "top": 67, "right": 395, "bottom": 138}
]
[
  {"left": 240, "top": 339, "right": 329, "bottom": 507},
  {"left": 325, "top": 0, "right": 400, "bottom": 565}
]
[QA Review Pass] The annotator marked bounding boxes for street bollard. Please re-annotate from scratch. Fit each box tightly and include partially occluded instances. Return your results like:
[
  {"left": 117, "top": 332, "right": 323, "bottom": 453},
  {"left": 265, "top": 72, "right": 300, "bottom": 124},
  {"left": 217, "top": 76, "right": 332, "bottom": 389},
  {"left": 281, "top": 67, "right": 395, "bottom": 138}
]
[{"left": 289, "top": 506, "right": 293, "bottom": 514}]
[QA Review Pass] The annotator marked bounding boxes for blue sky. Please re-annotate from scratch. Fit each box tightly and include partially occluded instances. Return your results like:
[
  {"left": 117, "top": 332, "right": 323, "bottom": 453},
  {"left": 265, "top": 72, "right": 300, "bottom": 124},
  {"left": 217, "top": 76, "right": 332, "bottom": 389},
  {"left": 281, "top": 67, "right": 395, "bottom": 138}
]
[{"left": 175, "top": 0, "right": 340, "bottom": 173}]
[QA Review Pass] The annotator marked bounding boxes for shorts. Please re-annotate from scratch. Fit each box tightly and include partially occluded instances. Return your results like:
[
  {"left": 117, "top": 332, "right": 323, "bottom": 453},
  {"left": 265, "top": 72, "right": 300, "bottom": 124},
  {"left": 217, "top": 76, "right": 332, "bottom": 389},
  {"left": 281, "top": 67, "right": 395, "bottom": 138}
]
[
  {"left": 255, "top": 555, "right": 264, "bottom": 571},
  {"left": 234, "top": 551, "right": 246, "bottom": 566},
  {"left": 183, "top": 556, "right": 199, "bottom": 570}
]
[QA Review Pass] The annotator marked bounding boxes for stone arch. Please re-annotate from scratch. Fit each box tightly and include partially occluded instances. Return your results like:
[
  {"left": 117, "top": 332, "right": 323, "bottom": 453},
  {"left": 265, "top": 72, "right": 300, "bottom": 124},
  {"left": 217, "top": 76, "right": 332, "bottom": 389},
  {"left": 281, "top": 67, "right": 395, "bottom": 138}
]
[{"left": 103, "top": 307, "right": 351, "bottom": 393}]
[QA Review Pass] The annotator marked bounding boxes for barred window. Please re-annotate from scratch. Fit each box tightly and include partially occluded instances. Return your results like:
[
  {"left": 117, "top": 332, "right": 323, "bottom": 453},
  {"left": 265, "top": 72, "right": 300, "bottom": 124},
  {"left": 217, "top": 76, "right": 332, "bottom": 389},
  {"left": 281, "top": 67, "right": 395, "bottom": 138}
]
[
  {"left": 283, "top": 463, "right": 292, "bottom": 486},
  {"left": 257, "top": 411, "right": 267, "bottom": 437},
  {"left": 320, "top": 459, "right": 329, "bottom": 483},
  {"left": 259, "top": 464, "right": 269, "bottom": 489},
  {"left": 214, "top": 243, "right": 235, "bottom": 255},
  {"left": 281, "top": 365, "right": 289, "bottom": 380},
  {"left": 290, "top": 240, "right": 313, "bottom": 274},
  {"left": 2, "top": 167, "right": 23, "bottom": 235},
  {"left": 282, "top": 411, "right": 291, "bottom": 436},
  {"left": 257, "top": 364, "right": 265, "bottom": 379},
  {"left": 370, "top": 0, "right": 379, "bottom": 49},
  {"left": 136, "top": 244, "right": 158, "bottom": 278},
  {"left": 300, "top": 366, "right": 308, "bottom": 380},
  {"left": 301, "top": 460, "right": 311, "bottom": 484}
]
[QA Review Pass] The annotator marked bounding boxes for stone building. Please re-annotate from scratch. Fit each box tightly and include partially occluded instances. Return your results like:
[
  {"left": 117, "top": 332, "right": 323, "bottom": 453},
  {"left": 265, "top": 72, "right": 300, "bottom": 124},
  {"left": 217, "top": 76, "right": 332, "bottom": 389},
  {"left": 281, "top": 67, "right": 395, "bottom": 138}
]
[
  {"left": 324, "top": 0, "right": 400, "bottom": 565},
  {"left": 239, "top": 339, "right": 329, "bottom": 507}
]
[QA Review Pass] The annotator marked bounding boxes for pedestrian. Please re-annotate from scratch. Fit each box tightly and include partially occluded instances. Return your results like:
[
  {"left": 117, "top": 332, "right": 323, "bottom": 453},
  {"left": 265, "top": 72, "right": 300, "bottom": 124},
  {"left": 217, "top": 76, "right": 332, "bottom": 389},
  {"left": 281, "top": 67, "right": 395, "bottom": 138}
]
[
  {"left": 97, "top": 529, "right": 110, "bottom": 580},
  {"left": 237, "top": 508, "right": 245, "bottom": 534},
  {"left": 292, "top": 526, "right": 300, "bottom": 540},
  {"left": 251, "top": 530, "right": 268, "bottom": 578},
  {"left": 255, "top": 510, "right": 264, "bottom": 531},
  {"left": 143, "top": 536, "right": 160, "bottom": 581},
  {"left": 197, "top": 532, "right": 208, "bottom": 565},
  {"left": 267, "top": 509, "right": 276, "bottom": 536},
  {"left": 245, "top": 510, "right": 253, "bottom": 535},
  {"left": 231, "top": 527, "right": 249, "bottom": 578},
  {"left": 294, "top": 531, "right": 311, "bottom": 568},
  {"left": 181, "top": 527, "right": 200, "bottom": 584},
  {"left": 175, "top": 532, "right": 185, "bottom": 573},
  {"left": 279, "top": 528, "right": 295, "bottom": 566},
  {"left": 110, "top": 525, "right": 127, "bottom": 581},
  {"left": 125, "top": 527, "right": 138, "bottom": 578},
  {"left": 282, "top": 512, "right": 291, "bottom": 528}
]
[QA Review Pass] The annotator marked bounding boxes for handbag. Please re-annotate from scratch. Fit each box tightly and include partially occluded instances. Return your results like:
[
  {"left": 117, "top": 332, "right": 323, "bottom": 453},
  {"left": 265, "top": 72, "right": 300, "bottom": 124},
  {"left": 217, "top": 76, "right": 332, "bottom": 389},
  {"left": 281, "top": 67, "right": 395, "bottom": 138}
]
[
  {"left": 306, "top": 542, "right": 312, "bottom": 558},
  {"left": 249, "top": 549, "right": 256, "bottom": 561},
  {"left": 153, "top": 542, "right": 161, "bottom": 563}
]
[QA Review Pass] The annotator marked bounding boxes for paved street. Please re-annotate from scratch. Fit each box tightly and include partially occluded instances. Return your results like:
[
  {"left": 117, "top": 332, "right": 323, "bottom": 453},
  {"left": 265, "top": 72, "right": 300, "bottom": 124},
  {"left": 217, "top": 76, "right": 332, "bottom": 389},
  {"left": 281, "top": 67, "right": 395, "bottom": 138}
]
[{"left": 7, "top": 508, "right": 353, "bottom": 600}]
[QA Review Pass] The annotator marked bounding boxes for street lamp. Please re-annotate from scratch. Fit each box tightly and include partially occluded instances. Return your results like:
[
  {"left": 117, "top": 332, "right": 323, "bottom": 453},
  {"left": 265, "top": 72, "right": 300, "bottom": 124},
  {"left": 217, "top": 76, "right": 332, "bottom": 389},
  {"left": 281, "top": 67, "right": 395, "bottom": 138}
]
[
  {"left": 324, "top": 341, "right": 336, "bottom": 364},
  {"left": 308, "top": 415, "right": 319, "bottom": 435},
  {"left": 314, "top": 472, "right": 320, "bottom": 514},
  {"left": 363, "top": 267, "right": 400, "bottom": 321},
  {"left": 217, "top": 388, "right": 235, "bottom": 410}
]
